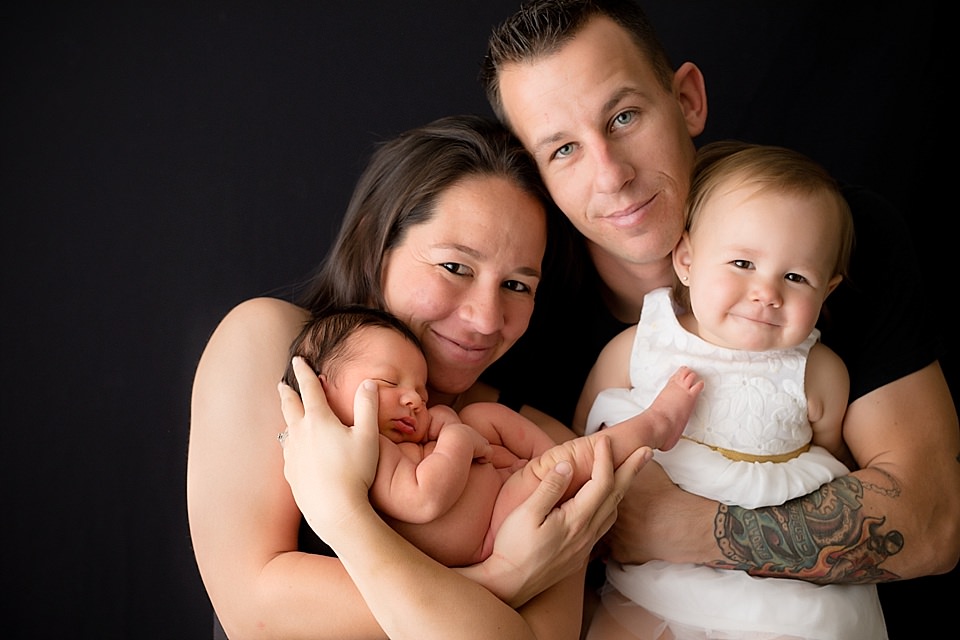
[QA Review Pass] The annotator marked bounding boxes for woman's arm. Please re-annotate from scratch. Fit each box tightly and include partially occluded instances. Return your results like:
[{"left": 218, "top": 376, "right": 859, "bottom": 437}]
[
  {"left": 186, "top": 297, "right": 642, "bottom": 639},
  {"left": 188, "top": 297, "right": 387, "bottom": 639}
]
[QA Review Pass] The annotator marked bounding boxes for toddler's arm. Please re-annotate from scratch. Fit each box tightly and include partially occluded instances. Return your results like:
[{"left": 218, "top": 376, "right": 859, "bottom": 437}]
[
  {"left": 805, "top": 342, "right": 855, "bottom": 468},
  {"left": 572, "top": 325, "right": 635, "bottom": 435}
]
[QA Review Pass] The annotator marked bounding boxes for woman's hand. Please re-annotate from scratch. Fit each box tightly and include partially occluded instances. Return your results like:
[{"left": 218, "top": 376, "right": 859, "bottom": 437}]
[
  {"left": 278, "top": 356, "right": 381, "bottom": 540},
  {"left": 460, "top": 435, "right": 649, "bottom": 606}
]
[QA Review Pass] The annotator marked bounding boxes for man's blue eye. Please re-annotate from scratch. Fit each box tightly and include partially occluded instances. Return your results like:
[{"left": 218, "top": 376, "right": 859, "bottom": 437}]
[
  {"left": 613, "top": 111, "right": 634, "bottom": 127},
  {"left": 554, "top": 143, "right": 574, "bottom": 159}
]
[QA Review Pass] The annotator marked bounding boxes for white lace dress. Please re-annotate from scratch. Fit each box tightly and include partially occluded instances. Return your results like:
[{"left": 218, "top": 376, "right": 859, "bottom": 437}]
[{"left": 586, "top": 287, "right": 886, "bottom": 640}]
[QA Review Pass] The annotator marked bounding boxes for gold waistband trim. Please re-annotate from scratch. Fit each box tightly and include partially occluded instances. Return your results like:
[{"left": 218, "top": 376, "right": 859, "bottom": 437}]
[{"left": 681, "top": 436, "right": 810, "bottom": 463}]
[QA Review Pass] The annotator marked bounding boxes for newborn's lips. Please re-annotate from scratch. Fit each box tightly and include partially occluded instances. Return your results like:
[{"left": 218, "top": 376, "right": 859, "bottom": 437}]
[{"left": 391, "top": 416, "right": 416, "bottom": 435}]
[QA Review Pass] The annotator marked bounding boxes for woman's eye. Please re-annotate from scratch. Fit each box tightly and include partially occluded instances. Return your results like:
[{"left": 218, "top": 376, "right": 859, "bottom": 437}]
[
  {"left": 441, "top": 262, "right": 470, "bottom": 276},
  {"left": 503, "top": 280, "right": 532, "bottom": 294}
]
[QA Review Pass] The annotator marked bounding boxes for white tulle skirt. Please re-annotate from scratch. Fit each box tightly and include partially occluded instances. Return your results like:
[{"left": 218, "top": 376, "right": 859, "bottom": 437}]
[
  {"left": 586, "top": 415, "right": 886, "bottom": 639},
  {"left": 596, "top": 561, "right": 887, "bottom": 640}
]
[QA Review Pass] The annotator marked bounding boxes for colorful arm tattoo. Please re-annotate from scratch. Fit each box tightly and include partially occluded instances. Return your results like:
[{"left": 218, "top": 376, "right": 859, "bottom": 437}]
[{"left": 712, "top": 475, "right": 903, "bottom": 585}]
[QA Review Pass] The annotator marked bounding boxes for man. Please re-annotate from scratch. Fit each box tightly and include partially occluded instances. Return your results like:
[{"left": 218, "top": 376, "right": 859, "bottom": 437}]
[{"left": 478, "top": 0, "right": 960, "bottom": 635}]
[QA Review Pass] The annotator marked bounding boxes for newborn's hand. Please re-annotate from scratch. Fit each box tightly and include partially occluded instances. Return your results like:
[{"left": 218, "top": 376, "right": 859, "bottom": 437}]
[
  {"left": 469, "top": 430, "right": 494, "bottom": 464},
  {"left": 484, "top": 445, "right": 527, "bottom": 472},
  {"left": 278, "top": 357, "right": 380, "bottom": 535}
]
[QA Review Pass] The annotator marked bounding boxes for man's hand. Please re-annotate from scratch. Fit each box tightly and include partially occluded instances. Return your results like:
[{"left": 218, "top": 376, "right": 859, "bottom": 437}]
[{"left": 605, "top": 460, "right": 709, "bottom": 566}]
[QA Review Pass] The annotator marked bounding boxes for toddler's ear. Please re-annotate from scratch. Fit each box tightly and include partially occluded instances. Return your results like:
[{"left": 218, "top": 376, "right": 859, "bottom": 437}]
[{"left": 825, "top": 274, "right": 843, "bottom": 297}]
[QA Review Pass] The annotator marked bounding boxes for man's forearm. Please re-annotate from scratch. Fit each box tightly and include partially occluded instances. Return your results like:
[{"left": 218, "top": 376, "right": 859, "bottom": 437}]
[{"left": 707, "top": 475, "right": 902, "bottom": 584}]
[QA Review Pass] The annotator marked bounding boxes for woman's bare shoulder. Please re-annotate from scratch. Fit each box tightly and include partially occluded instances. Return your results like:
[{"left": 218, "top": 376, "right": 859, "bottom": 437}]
[
  {"left": 225, "top": 296, "right": 308, "bottom": 325},
  {"left": 197, "top": 297, "right": 311, "bottom": 376},
  {"left": 215, "top": 297, "right": 309, "bottom": 341}
]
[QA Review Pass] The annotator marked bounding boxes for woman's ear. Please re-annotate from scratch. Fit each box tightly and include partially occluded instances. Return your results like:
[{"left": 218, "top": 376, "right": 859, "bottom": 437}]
[
  {"left": 673, "top": 62, "right": 708, "bottom": 137},
  {"left": 673, "top": 232, "right": 693, "bottom": 284}
]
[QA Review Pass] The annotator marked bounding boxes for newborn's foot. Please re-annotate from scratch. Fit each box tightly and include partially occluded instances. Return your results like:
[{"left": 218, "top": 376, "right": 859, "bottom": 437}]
[{"left": 646, "top": 366, "right": 703, "bottom": 451}]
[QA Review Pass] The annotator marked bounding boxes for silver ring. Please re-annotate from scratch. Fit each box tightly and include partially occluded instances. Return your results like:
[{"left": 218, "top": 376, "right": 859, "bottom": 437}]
[{"left": 277, "top": 430, "right": 289, "bottom": 447}]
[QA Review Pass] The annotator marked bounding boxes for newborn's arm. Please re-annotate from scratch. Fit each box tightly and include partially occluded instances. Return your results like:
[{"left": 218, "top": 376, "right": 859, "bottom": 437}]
[
  {"left": 459, "top": 402, "right": 558, "bottom": 460},
  {"left": 370, "top": 406, "right": 492, "bottom": 523}
]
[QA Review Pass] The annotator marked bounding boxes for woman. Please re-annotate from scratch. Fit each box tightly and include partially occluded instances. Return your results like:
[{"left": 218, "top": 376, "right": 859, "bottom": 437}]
[{"left": 187, "top": 115, "right": 646, "bottom": 639}]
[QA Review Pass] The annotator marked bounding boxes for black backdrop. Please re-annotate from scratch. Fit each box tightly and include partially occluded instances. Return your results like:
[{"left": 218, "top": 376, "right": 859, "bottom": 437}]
[{"left": 4, "top": 2, "right": 955, "bottom": 638}]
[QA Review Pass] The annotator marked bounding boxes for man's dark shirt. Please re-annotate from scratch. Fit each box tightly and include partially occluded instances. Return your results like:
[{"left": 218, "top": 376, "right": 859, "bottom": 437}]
[{"left": 482, "top": 185, "right": 944, "bottom": 427}]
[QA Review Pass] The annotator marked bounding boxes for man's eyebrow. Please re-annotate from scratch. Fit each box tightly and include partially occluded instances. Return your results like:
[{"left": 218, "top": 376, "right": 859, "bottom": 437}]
[
  {"left": 530, "top": 131, "right": 566, "bottom": 158},
  {"left": 602, "top": 87, "right": 643, "bottom": 117}
]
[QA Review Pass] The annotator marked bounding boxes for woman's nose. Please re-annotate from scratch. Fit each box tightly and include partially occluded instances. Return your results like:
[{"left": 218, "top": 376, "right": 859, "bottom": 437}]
[{"left": 459, "top": 287, "right": 504, "bottom": 334}]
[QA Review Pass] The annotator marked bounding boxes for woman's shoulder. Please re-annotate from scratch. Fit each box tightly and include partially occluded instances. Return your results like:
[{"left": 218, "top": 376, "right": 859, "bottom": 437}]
[
  {"left": 204, "top": 297, "right": 310, "bottom": 362},
  {"left": 223, "top": 296, "right": 309, "bottom": 329},
  {"left": 223, "top": 296, "right": 309, "bottom": 323}
]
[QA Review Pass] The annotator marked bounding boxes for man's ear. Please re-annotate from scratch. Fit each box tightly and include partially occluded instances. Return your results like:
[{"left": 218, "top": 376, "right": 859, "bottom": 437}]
[
  {"left": 673, "top": 232, "right": 693, "bottom": 283},
  {"left": 674, "top": 62, "right": 708, "bottom": 137}
]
